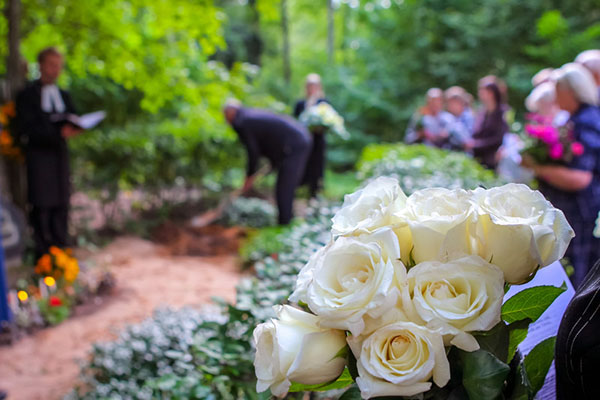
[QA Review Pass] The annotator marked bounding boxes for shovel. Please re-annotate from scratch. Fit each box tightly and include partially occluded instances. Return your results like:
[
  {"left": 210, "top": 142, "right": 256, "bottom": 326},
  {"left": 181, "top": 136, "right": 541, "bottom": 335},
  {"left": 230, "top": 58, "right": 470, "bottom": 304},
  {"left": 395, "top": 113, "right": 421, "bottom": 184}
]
[{"left": 189, "top": 165, "right": 271, "bottom": 229}]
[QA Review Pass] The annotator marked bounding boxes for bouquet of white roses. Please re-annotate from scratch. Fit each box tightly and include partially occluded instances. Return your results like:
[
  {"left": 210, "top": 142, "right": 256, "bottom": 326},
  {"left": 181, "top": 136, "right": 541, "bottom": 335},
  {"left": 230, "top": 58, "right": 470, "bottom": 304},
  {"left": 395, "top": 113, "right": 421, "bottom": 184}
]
[
  {"left": 253, "top": 178, "right": 574, "bottom": 399},
  {"left": 299, "top": 102, "right": 350, "bottom": 140}
]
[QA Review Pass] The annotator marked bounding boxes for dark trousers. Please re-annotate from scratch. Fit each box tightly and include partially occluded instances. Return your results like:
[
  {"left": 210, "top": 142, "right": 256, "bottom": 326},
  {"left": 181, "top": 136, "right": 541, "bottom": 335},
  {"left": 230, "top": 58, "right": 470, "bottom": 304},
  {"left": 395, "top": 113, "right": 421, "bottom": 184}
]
[
  {"left": 276, "top": 145, "right": 310, "bottom": 225},
  {"left": 565, "top": 218, "right": 600, "bottom": 288},
  {"left": 30, "top": 205, "right": 69, "bottom": 259},
  {"left": 302, "top": 133, "right": 326, "bottom": 198}
]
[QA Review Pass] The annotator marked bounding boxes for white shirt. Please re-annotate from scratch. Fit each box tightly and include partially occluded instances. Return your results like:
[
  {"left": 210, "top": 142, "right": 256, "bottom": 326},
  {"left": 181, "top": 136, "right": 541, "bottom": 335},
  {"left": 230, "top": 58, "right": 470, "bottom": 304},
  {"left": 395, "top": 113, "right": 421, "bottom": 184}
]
[{"left": 41, "top": 84, "right": 65, "bottom": 113}]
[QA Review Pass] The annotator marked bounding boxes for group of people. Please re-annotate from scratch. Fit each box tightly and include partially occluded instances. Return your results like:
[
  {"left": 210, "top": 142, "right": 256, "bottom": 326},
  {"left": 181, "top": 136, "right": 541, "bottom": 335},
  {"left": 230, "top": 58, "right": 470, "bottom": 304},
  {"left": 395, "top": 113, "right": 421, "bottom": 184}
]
[{"left": 405, "top": 77, "right": 509, "bottom": 169}]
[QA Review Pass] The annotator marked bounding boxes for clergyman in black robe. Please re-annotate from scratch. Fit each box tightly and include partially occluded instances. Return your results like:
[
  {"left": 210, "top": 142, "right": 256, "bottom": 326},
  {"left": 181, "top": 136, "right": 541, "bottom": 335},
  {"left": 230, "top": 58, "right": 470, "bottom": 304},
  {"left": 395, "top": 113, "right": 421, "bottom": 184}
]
[{"left": 16, "top": 47, "right": 82, "bottom": 259}]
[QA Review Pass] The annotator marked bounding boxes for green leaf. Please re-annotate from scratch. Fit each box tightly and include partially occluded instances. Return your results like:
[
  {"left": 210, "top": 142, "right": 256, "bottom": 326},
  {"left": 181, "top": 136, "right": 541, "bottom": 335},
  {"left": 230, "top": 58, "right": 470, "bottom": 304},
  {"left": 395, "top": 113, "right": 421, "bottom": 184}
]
[
  {"left": 474, "top": 322, "right": 509, "bottom": 363},
  {"left": 461, "top": 349, "right": 510, "bottom": 400},
  {"left": 338, "top": 386, "right": 362, "bottom": 400},
  {"left": 523, "top": 336, "right": 556, "bottom": 395},
  {"left": 502, "top": 283, "right": 567, "bottom": 324},
  {"left": 288, "top": 368, "right": 353, "bottom": 392},
  {"left": 507, "top": 319, "right": 532, "bottom": 363}
]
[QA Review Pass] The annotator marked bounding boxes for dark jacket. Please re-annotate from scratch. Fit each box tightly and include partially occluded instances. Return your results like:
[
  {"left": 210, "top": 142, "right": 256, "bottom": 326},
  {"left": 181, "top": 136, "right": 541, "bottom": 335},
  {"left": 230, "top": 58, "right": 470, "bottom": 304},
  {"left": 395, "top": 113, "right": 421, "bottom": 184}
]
[
  {"left": 472, "top": 108, "right": 508, "bottom": 169},
  {"left": 16, "top": 80, "right": 77, "bottom": 208},
  {"left": 232, "top": 108, "right": 311, "bottom": 177},
  {"left": 293, "top": 98, "right": 328, "bottom": 119},
  {"left": 556, "top": 259, "right": 600, "bottom": 399}
]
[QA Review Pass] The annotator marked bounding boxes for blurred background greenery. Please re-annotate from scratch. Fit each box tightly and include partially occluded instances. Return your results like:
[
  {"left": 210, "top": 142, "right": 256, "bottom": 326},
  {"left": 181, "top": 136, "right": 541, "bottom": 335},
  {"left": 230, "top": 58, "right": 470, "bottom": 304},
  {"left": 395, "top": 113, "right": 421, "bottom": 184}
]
[{"left": 1, "top": 0, "right": 599, "bottom": 199}]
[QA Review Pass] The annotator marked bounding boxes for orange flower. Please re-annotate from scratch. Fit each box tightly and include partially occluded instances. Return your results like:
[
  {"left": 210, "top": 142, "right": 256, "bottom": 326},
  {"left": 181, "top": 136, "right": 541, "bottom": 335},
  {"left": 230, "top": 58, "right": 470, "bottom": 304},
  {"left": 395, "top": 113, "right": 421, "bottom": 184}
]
[
  {"left": 0, "top": 130, "right": 12, "bottom": 147},
  {"left": 36, "top": 254, "right": 52, "bottom": 274},
  {"left": 49, "top": 246, "right": 62, "bottom": 256},
  {"left": 1, "top": 102, "right": 16, "bottom": 118}
]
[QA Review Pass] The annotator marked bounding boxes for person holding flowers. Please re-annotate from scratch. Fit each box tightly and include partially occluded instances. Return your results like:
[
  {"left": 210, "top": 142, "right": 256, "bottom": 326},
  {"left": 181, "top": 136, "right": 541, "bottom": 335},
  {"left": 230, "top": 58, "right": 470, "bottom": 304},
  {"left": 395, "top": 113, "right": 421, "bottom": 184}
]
[
  {"left": 294, "top": 73, "right": 333, "bottom": 198},
  {"left": 523, "top": 63, "right": 600, "bottom": 287}
]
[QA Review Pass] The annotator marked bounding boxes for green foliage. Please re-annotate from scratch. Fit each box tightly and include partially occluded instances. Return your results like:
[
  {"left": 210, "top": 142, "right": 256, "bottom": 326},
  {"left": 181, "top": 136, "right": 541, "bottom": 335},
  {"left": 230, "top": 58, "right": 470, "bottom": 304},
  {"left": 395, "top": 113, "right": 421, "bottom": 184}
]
[
  {"left": 70, "top": 120, "right": 244, "bottom": 197},
  {"left": 501, "top": 283, "right": 567, "bottom": 324},
  {"left": 37, "top": 297, "right": 71, "bottom": 325},
  {"left": 460, "top": 349, "right": 511, "bottom": 400},
  {"left": 522, "top": 337, "right": 556, "bottom": 396},
  {"left": 221, "top": 197, "right": 277, "bottom": 228},
  {"left": 289, "top": 368, "right": 353, "bottom": 392},
  {"left": 238, "top": 224, "right": 293, "bottom": 266},
  {"left": 358, "top": 144, "right": 502, "bottom": 194}
]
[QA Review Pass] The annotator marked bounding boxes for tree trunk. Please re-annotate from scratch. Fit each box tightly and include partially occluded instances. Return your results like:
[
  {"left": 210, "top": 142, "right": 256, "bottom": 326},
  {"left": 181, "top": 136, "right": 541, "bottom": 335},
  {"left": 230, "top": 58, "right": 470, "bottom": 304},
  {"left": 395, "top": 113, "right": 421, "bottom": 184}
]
[
  {"left": 327, "top": 0, "right": 334, "bottom": 65},
  {"left": 246, "top": 0, "right": 263, "bottom": 66},
  {"left": 3, "top": 0, "right": 27, "bottom": 210},
  {"left": 281, "top": 0, "right": 291, "bottom": 100},
  {"left": 6, "top": 0, "right": 24, "bottom": 99}
]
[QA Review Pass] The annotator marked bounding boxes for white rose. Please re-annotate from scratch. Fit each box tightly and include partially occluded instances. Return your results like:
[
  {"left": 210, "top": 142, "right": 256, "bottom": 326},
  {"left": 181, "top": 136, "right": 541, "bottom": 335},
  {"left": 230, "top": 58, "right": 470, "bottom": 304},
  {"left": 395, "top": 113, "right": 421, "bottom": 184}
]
[
  {"left": 403, "top": 256, "right": 505, "bottom": 351},
  {"left": 332, "top": 176, "right": 407, "bottom": 236},
  {"left": 400, "top": 187, "right": 477, "bottom": 264},
  {"left": 472, "top": 184, "right": 574, "bottom": 284},
  {"left": 253, "top": 305, "right": 347, "bottom": 397},
  {"left": 354, "top": 322, "right": 450, "bottom": 398},
  {"left": 289, "top": 228, "right": 407, "bottom": 336}
]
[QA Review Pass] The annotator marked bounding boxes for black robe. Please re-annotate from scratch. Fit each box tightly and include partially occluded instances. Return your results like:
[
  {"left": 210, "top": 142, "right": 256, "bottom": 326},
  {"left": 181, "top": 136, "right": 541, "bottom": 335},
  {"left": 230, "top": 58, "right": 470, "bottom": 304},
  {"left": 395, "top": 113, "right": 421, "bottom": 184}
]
[{"left": 16, "top": 80, "right": 76, "bottom": 208}]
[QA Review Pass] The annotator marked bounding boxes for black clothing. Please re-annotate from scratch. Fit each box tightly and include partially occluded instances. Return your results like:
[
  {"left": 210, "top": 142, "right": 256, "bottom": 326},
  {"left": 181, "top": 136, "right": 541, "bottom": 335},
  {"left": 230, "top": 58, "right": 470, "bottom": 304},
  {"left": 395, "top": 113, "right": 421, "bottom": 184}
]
[
  {"left": 30, "top": 205, "right": 69, "bottom": 258},
  {"left": 294, "top": 98, "right": 328, "bottom": 197},
  {"left": 472, "top": 108, "right": 508, "bottom": 169},
  {"left": 16, "top": 80, "right": 76, "bottom": 257},
  {"left": 232, "top": 108, "right": 311, "bottom": 224},
  {"left": 16, "top": 80, "right": 76, "bottom": 207},
  {"left": 556, "top": 259, "right": 600, "bottom": 400}
]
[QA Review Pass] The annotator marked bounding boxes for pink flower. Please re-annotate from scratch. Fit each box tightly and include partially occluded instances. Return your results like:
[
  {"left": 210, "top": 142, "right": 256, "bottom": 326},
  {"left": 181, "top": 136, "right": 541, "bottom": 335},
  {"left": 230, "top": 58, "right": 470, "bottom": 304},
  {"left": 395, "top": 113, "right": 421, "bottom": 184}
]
[
  {"left": 571, "top": 142, "right": 584, "bottom": 156},
  {"left": 525, "top": 125, "right": 559, "bottom": 144},
  {"left": 549, "top": 143, "right": 564, "bottom": 160}
]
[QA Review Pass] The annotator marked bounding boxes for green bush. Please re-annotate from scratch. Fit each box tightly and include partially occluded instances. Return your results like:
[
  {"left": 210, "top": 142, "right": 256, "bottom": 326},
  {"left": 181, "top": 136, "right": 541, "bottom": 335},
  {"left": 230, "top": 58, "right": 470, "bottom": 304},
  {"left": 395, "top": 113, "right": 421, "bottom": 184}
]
[
  {"left": 70, "top": 120, "right": 245, "bottom": 198},
  {"left": 221, "top": 197, "right": 277, "bottom": 228},
  {"left": 358, "top": 143, "right": 502, "bottom": 194}
]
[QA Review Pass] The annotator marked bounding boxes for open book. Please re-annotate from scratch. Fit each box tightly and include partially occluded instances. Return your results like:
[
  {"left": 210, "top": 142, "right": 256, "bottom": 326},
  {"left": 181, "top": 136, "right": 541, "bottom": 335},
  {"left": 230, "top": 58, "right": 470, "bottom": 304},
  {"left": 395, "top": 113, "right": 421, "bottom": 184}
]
[{"left": 50, "top": 111, "right": 106, "bottom": 130}]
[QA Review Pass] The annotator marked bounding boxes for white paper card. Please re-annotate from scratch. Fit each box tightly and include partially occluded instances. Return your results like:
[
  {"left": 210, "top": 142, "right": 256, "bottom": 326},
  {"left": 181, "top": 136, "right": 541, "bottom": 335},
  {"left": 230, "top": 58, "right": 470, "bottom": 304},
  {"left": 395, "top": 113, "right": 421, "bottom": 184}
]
[{"left": 504, "top": 261, "right": 575, "bottom": 399}]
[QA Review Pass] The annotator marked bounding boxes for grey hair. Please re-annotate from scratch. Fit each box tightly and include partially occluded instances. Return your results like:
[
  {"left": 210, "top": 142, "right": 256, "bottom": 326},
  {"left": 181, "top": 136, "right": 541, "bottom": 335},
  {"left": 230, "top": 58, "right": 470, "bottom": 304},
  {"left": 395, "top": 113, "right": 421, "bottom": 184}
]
[
  {"left": 553, "top": 63, "right": 599, "bottom": 106},
  {"left": 426, "top": 88, "right": 443, "bottom": 99},
  {"left": 531, "top": 68, "right": 554, "bottom": 87},
  {"left": 223, "top": 98, "right": 242, "bottom": 110},
  {"left": 306, "top": 73, "right": 322, "bottom": 85},
  {"left": 575, "top": 49, "right": 600, "bottom": 74},
  {"left": 525, "top": 82, "right": 556, "bottom": 113}
]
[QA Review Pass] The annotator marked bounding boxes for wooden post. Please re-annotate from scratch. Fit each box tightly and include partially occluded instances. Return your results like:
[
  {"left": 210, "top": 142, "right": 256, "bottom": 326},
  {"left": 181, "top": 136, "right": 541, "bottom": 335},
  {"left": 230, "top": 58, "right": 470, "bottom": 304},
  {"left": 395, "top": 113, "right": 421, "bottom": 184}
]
[{"left": 281, "top": 0, "right": 291, "bottom": 100}]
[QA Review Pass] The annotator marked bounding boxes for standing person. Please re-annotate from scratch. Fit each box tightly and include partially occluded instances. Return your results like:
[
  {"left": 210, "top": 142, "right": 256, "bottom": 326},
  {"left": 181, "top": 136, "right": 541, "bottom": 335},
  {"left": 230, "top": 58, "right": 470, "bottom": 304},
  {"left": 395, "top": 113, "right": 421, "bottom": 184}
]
[
  {"left": 294, "top": 73, "right": 328, "bottom": 198},
  {"left": 0, "top": 205, "right": 10, "bottom": 329},
  {"left": 405, "top": 88, "right": 453, "bottom": 148},
  {"left": 466, "top": 79, "right": 508, "bottom": 169},
  {"left": 555, "top": 260, "right": 600, "bottom": 400},
  {"left": 523, "top": 63, "right": 600, "bottom": 288},
  {"left": 224, "top": 100, "right": 311, "bottom": 225},
  {"left": 575, "top": 49, "right": 600, "bottom": 97},
  {"left": 16, "top": 47, "right": 82, "bottom": 259},
  {"left": 444, "top": 86, "right": 474, "bottom": 151}
]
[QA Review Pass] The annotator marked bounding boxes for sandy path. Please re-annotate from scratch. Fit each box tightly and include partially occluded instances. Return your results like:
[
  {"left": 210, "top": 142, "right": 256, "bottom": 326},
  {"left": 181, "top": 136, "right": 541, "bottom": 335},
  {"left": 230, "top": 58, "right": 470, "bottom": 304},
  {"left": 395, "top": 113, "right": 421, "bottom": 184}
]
[{"left": 0, "top": 237, "right": 243, "bottom": 400}]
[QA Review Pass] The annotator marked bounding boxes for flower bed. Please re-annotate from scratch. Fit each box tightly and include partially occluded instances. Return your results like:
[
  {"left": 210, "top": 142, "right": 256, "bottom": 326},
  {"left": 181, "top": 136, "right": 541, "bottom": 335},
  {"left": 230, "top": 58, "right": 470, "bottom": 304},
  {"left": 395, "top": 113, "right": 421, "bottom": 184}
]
[{"left": 70, "top": 146, "right": 518, "bottom": 399}]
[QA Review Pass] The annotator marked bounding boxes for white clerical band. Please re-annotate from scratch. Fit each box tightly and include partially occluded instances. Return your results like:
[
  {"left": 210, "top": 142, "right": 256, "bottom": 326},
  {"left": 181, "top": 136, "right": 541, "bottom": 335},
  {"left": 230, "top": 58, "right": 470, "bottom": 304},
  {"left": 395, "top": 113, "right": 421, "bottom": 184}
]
[{"left": 41, "top": 84, "right": 66, "bottom": 113}]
